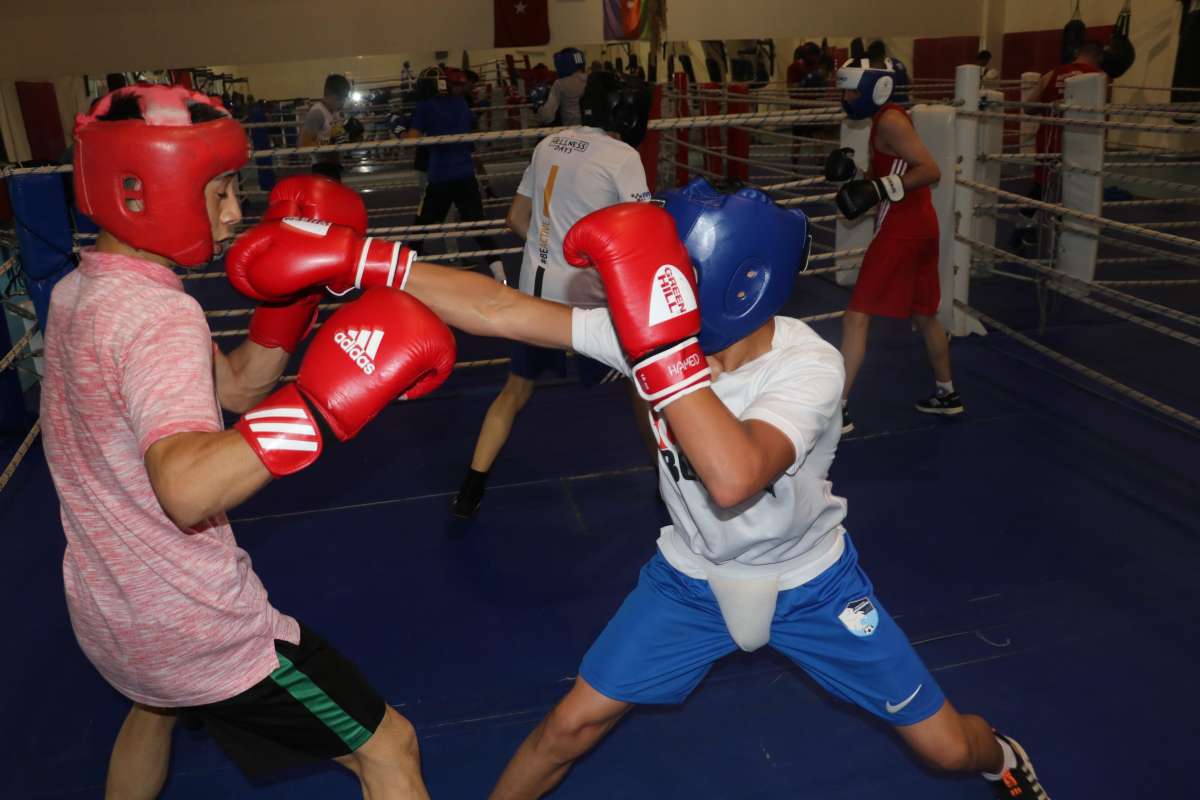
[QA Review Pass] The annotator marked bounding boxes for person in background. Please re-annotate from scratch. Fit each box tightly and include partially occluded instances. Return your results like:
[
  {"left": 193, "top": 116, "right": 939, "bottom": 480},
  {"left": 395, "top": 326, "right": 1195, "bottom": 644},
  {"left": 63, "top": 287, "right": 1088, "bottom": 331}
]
[
  {"left": 977, "top": 50, "right": 1000, "bottom": 82},
  {"left": 537, "top": 48, "right": 589, "bottom": 126},
  {"left": 405, "top": 67, "right": 505, "bottom": 282},
  {"left": 300, "top": 74, "right": 352, "bottom": 182}
]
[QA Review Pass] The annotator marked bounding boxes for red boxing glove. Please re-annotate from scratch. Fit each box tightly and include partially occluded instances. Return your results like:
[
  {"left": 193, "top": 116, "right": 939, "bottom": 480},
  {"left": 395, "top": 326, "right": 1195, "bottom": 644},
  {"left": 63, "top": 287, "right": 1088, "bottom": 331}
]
[
  {"left": 247, "top": 294, "right": 322, "bottom": 353},
  {"left": 563, "top": 203, "right": 711, "bottom": 411},
  {"left": 227, "top": 218, "right": 415, "bottom": 301},
  {"left": 235, "top": 288, "right": 457, "bottom": 476},
  {"left": 263, "top": 175, "right": 368, "bottom": 235},
  {"left": 244, "top": 177, "right": 369, "bottom": 351}
]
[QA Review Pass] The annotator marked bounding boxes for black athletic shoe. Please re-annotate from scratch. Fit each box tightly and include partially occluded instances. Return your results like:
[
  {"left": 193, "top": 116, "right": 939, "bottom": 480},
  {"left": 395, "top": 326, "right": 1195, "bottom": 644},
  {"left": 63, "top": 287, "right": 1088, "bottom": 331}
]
[
  {"left": 841, "top": 406, "right": 855, "bottom": 434},
  {"left": 451, "top": 469, "right": 488, "bottom": 518},
  {"left": 988, "top": 733, "right": 1049, "bottom": 799},
  {"left": 915, "top": 391, "right": 964, "bottom": 417}
]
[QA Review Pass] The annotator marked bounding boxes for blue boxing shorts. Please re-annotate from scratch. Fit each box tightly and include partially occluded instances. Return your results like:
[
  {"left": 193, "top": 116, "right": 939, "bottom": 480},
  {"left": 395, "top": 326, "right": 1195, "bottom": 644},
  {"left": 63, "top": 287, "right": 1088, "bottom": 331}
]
[
  {"left": 579, "top": 536, "right": 945, "bottom": 726},
  {"left": 509, "top": 342, "right": 623, "bottom": 388}
]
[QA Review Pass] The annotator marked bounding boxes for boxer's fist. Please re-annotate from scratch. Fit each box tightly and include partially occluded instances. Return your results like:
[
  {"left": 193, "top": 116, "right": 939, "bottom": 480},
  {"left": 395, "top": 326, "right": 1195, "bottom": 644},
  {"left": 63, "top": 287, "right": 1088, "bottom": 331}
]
[
  {"left": 823, "top": 147, "right": 858, "bottom": 182},
  {"left": 236, "top": 288, "right": 456, "bottom": 476},
  {"left": 246, "top": 176, "right": 370, "bottom": 351},
  {"left": 227, "top": 218, "right": 414, "bottom": 301},
  {"left": 564, "top": 204, "right": 711, "bottom": 411},
  {"left": 835, "top": 175, "right": 905, "bottom": 221},
  {"left": 263, "top": 175, "right": 368, "bottom": 235}
]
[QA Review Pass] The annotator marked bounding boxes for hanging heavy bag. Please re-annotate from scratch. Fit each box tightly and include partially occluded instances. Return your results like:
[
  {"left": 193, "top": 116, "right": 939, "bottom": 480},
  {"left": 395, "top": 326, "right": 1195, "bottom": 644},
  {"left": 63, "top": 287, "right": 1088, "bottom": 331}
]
[
  {"left": 1062, "top": 0, "right": 1087, "bottom": 63},
  {"left": 1101, "top": 2, "right": 1137, "bottom": 79}
]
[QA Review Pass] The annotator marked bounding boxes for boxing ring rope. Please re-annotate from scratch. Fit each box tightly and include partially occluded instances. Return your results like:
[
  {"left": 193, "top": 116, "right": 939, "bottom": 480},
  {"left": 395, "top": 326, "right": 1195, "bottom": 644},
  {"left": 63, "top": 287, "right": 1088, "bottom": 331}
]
[
  {"left": 0, "top": 318, "right": 40, "bottom": 493},
  {"left": 955, "top": 302, "right": 1200, "bottom": 433},
  {"left": 960, "top": 237, "right": 1200, "bottom": 336},
  {"left": 956, "top": 178, "right": 1200, "bottom": 251}
]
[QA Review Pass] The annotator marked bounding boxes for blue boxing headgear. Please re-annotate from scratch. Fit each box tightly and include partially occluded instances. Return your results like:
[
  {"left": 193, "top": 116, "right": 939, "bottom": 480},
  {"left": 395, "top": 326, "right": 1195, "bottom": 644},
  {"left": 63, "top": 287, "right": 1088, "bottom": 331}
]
[
  {"left": 554, "top": 48, "right": 586, "bottom": 78},
  {"left": 661, "top": 178, "right": 812, "bottom": 353},
  {"left": 836, "top": 58, "right": 896, "bottom": 120}
]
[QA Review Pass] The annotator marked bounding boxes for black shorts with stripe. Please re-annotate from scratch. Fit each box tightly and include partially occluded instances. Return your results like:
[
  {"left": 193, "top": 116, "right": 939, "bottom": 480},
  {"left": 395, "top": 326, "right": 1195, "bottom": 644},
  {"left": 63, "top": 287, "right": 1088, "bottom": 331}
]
[{"left": 181, "top": 623, "right": 385, "bottom": 778}]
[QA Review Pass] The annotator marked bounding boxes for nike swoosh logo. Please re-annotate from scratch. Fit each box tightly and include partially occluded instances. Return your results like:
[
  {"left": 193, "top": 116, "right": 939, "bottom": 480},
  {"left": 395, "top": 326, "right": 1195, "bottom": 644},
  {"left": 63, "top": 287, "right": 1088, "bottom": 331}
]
[{"left": 885, "top": 684, "right": 923, "bottom": 714}]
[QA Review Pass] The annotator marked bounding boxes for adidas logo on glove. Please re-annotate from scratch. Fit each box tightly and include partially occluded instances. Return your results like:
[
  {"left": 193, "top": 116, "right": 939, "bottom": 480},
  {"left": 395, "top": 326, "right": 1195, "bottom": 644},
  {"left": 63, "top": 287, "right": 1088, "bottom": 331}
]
[{"left": 334, "top": 329, "right": 384, "bottom": 375}]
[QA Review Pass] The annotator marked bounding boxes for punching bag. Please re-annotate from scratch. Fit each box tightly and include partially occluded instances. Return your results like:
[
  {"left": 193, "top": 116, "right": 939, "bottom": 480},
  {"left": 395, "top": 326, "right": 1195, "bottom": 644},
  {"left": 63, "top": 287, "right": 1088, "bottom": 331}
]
[
  {"left": 1172, "top": 0, "right": 1200, "bottom": 109},
  {"left": 1062, "top": 0, "right": 1086, "bottom": 63},
  {"left": 1102, "top": 2, "right": 1137, "bottom": 79}
]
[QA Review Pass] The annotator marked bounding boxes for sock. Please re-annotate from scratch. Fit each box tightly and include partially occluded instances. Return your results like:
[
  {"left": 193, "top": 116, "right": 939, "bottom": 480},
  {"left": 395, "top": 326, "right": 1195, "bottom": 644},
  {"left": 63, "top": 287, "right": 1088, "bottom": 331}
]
[
  {"left": 982, "top": 736, "right": 1018, "bottom": 781},
  {"left": 935, "top": 380, "right": 955, "bottom": 397},
  {"left": 460, "top": 468, "right": 489, "bottom": 494},
  {"left": 488, "top": 260, "right": 506, "bottom": 284}
]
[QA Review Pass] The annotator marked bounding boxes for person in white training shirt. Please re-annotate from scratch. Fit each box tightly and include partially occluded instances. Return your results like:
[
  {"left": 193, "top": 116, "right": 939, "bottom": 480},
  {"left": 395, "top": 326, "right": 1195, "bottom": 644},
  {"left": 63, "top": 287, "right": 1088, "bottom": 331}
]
[
  {"left": 300, "top": 74, "right": 352, "bottom": 182},
  {"left": 451, "top": 70, "right": 654, "bottom": 517},
  {"left": 394, "top": 179, "right": 1049, "bottom": 800},
  {"left": 535, "top": 47, "right": 590, "bottom": 126}
]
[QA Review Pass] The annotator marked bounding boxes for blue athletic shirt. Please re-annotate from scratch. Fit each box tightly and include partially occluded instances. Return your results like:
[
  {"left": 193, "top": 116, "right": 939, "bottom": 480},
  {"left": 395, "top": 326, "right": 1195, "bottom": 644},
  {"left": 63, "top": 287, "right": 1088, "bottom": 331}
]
[{"left": 411, "top": 96, "right": 476, "bottom": 184}]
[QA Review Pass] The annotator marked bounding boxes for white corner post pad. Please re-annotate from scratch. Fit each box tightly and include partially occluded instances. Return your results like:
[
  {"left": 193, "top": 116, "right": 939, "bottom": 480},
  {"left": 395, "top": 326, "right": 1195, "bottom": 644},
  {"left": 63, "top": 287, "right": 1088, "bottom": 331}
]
[
  {"left": 878, "top": 174, "right": 906, "bottom": 202},
  {"left": 705, "top": 572, "right": 781, "bottom": 652}
]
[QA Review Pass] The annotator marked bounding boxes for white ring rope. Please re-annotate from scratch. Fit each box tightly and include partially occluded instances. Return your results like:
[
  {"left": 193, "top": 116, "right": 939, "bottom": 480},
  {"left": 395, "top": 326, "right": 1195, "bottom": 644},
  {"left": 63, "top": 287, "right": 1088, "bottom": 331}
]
[
  {"left": 955, "top": 301, "right": 1200, "bottom": 432},
  {"left": 0, "top": 109, "right": 847, "bottom": 177},
  {"left": 0, "top": 326, "right": 38, "bottom": 373},
  {"left": 959, "top": 109, "right": 1195, "bottom": 135},
  {"left": 0, "top": 419, "right": 40, "bottom": 494},
  {"left": 957, "top": 177, "right": 1200, "bottom": 251},
  {"left": 960, "top": 237, "right": 1200, "bottom": 337},
  {"left": 1098, "top": 278, "right": 1200, "bottom": 286}
]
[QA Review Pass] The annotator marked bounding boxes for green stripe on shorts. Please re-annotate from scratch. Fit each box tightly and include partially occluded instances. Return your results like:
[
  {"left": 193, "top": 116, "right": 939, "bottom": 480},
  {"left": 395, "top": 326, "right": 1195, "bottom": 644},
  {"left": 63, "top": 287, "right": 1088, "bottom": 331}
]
[{"left": 270, "top": 654, "right": 373, "bottom": 751}]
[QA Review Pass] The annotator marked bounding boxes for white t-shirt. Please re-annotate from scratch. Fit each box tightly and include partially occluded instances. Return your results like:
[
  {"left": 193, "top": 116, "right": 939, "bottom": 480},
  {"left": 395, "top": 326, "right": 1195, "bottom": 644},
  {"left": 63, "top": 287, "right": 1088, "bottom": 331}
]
[
  {"left": 517, "top": 127, "right": 651, "bottom": 307},
  {"left": 572, "top": 310, "right": 849, "bottom": 588},
  {"left": 538, "top": 72, "right": 588, "bottom": 126}
]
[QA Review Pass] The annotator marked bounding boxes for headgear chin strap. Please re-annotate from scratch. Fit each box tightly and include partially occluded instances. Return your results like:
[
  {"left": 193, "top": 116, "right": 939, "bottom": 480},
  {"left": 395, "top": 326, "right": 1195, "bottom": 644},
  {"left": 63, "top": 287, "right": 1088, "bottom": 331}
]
[
  {"left": 661, "top": 178, "right": 812, "bottom": 354},
  {"left": 836, "top": 58, "right": 896, "bottom": 120},
  {"left": 73, "top": 84, "right": 248, "bottom": 267},
  {"left": 554, "top": 48, "right": 586, "bottom": 78}
]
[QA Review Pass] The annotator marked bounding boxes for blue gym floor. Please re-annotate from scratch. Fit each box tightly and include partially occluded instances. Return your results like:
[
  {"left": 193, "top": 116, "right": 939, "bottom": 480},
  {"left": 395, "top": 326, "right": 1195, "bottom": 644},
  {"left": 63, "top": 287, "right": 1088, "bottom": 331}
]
[{"left": 1, "top": 159, "right": 1198, "bottom": 798}]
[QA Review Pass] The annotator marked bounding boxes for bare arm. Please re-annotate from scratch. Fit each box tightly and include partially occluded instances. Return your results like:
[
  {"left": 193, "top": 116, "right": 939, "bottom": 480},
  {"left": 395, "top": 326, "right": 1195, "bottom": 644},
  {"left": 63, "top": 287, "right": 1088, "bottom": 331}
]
[
  {"left": 404, "top": 261, "right": 573, "bottom": 349},
  {"left": 213, "top": 340, "right": 289, "bottom": 414},
  {"left": 506, "top": 193, "right": 533, "bottom": 240},
  {"left": 876, "top": 110, "right": 941, "bottom": 191},
  {"left": 145, "top": 430, "right": 271, "bottom": 530},
  {"left": 660, "top": 387, "right": 796, "bottom": 509}
]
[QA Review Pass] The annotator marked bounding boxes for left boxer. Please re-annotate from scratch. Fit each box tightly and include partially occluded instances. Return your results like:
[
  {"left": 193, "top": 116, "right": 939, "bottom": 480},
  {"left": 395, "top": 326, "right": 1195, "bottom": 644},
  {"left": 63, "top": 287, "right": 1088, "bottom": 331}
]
[{"left": 42, "top": 86, "right": 442, "bottom": 798}]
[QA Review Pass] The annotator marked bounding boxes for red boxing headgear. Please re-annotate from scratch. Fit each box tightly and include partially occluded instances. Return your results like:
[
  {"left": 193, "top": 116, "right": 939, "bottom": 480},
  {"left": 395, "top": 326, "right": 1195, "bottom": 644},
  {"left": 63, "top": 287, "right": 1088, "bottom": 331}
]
[{"left": 73, "top": 84, "right": 248, "bottom": 266}]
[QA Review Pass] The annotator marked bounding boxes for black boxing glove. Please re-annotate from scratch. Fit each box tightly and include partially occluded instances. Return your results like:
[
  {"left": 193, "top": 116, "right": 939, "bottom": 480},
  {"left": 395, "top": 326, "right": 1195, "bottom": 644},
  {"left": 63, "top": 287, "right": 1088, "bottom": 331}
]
[
  {"left": 344, "top": 116, "right": 365, "bottom": 143},
  {"left": 824, "top": 147, "right": 859, "bottom": 182},
  {"left": 835, "top": 175, "right": 905, "bottom": 220}
]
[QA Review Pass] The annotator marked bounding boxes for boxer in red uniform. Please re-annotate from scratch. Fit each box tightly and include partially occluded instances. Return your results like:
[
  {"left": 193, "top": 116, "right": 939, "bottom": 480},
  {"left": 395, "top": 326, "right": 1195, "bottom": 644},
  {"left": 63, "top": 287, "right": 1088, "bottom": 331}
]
[
  {"left": 1012, "top": 42, "right": 1105, "bottom": 249},
  {"left": 828, "top": 58, "right": 960, "bottom": 433},
  {"left": 1033, "top": 42, "right": 1104, "bottom": 196}
]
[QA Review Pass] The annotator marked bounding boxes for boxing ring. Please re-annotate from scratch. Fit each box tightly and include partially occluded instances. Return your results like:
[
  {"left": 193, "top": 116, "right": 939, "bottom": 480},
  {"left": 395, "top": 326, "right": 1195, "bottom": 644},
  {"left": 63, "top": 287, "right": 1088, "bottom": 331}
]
[{"left": 0, "top": 63, "right": 1198, "bottom": 798}]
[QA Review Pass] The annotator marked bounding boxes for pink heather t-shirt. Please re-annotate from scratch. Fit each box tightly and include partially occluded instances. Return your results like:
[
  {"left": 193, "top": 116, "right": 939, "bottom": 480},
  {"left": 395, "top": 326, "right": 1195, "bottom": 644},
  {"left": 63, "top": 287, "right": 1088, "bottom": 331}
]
[{"left": 40, "top": 250, "right": 299, "bottom": 708}]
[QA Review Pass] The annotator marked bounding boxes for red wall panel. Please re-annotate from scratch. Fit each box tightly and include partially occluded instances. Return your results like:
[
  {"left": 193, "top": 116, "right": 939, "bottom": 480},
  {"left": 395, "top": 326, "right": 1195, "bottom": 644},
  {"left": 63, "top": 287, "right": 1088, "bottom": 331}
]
[
  {"left": 15, "top": 82, "right": 66, "bottom": 163},
  {"left": 912, "top": 35, "right": 980, "bottom": 80},
  {"left": 1001, "top": 26, "right": 1114, "bottom": 80}
]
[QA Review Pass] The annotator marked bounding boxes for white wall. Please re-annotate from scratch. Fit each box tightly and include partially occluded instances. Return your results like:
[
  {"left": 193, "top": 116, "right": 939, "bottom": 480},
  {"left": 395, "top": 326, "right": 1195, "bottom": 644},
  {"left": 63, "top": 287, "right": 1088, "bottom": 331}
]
[{"left": 2, "top": 0, "right": 981, "bottom": 81}]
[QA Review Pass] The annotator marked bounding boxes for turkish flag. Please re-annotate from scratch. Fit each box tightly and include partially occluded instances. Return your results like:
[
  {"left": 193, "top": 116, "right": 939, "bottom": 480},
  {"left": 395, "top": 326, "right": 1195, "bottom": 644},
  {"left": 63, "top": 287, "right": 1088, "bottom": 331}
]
[{"left": 495, "top": 0, "right": 550, "bottom": 47}]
